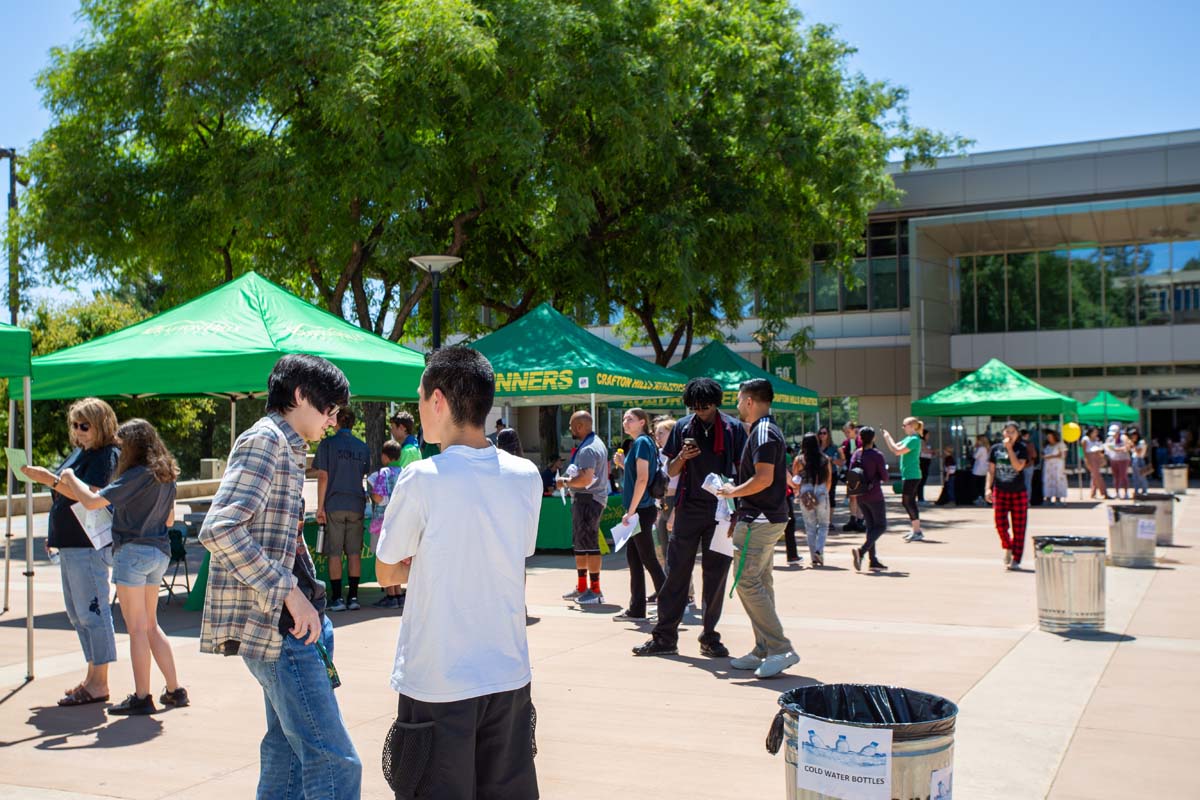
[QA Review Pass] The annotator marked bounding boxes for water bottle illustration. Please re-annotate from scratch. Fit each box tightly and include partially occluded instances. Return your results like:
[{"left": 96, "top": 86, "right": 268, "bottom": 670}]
[
  {"left": 857, "top": 741, "right": 879, "bottom": 756},
  {"left": 834, "top": 735, "right": 849, "bottom": 753},
  {"left": 807, "top": 730, "right": 828, "bottom": 749}
]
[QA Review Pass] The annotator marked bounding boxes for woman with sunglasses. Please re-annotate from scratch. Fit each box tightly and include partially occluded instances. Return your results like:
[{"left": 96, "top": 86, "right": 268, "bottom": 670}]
[{"left": 22, "top": 399, "right": 120, "bottom": 707}]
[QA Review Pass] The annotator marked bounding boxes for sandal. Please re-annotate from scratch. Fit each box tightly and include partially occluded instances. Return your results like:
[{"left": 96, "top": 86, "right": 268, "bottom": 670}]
[{"left": 57, "top": 687, "right": 109, "bottom": 707}]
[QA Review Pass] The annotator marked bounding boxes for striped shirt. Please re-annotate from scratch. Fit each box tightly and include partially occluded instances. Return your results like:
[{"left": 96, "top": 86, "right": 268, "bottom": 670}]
[{"left": 199, "top": 413, "right": 307, "bottom": 661}]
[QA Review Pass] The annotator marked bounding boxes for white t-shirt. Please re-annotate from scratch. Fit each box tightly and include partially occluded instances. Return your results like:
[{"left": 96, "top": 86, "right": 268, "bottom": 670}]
[
  {"left": 376, "top": 445, "right": 542, "bottom": 703},
  {"left": 972, "top": 445, "right": 991, "bottom": 476}
]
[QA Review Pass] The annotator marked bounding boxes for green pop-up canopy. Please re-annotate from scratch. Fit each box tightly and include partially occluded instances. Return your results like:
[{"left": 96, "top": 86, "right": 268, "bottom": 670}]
[
  {"left": 0, "top": 322, "right": 32, "bottom": 380},
  {"left": 0, "top": 321, "right": 34, "bottom": 682},
  {"left": 31, "top": 272, "right": 425, "bottom": 401},
  {"left": 624, "top": 340, "right": 818, "bottom": 411},
  {"left": 470, "top": 303, "right": 688, "bottom": 405},
  {"left": 1078, "top": 391, "right": 1139, "bottom": 425},
  {"left": 911, "top": 358, "right": 1079, "bottom": 417}
]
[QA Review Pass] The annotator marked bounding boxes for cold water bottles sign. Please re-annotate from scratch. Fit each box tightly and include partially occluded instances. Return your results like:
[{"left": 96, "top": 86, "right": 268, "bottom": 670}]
[{"left": 796, "top": 718, "right": 893, "bottom": 799}]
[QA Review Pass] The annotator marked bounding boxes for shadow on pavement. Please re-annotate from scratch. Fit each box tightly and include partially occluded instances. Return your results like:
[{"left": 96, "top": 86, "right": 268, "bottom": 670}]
[
  {"left": 1052, "top": 631, "right": 1136, "bottom": 644},
  {"left": 0, "top": 702, "right": 163, "bottom": 750},
  {"left": 663, "top": 654, "right": 820, "bottom": 690},
  {"left": 860, "top": 570, "right": 910, "bottom": 579}
]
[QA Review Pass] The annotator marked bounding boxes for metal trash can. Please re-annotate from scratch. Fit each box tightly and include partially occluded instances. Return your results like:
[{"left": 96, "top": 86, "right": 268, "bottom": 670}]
[
  {"left": 1033, "top": 535, "right": 1106, "bottom": 633},
  {"left": 1108, "top": 504, "right": 1157, "bottom": 568},
  {"left": 1163, "top": 464, "right": 1189, "bottom": 493},
  {"left": 766, "top": 684, "right": 958, "bottom": 799},
  {"left": 1138, "top": 493, "right": 1178, "bottom": 546}
]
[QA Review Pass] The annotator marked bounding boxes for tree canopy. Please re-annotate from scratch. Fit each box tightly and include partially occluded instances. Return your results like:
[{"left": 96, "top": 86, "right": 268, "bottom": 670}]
[{"left": 21, "top": 0, "right": 964, "bottom": 363}]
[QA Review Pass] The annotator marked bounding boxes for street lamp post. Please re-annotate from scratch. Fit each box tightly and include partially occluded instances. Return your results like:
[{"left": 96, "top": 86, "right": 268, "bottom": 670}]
[{"left": 409, "top": 255, "right": 461, "bottom": 350}]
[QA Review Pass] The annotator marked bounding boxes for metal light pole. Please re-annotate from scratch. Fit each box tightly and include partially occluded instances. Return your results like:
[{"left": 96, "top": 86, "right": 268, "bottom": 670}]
[{"left": 409, "top": 255, "right": 461, "bottom": 350}]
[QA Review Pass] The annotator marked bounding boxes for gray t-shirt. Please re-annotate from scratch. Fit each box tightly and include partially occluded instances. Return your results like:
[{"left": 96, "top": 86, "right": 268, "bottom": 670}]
[
  {"left": 99, "top": 465, "right": 177, "bottom": 555},
  {"left": 315, "top": 429, "right": 371, "bottom": 513},
  {"left": 571, "top": 433, "right": 609, "bottom": 505}
]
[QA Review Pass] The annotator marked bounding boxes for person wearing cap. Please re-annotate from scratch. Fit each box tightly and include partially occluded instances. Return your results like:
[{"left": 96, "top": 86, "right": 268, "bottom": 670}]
[
  {"left": 487, "top": 418, "right": 506, "bottom": 445},
  {"left": 1105, "top": 423, "right": 1132, "bottom": 500}
]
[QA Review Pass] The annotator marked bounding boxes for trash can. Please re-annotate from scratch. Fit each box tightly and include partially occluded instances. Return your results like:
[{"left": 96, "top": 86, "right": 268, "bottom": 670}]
[
  {"left": 1163, "top": 464, "right": 1188, "bottom": 493},
  {"left": 766, "top": 684, "right": 958, "bottom": 800},
  {"left": 1138, "top": 493, "right": 1178, "bottom": 546},
  {"left": 1107, "top": 504, "right": 1157, "bottom": 568},
  {"left": 1033, "top": 535, "right": 1106, "bottom": 633}
]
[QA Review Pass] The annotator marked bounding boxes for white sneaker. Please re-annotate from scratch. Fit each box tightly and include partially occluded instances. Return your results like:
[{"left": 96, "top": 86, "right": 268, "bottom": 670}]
[
  {"left": 562, "top": 588, "right": 583, "bottom": 600},
  {"left": 755, "top": 651, "right": 801, "bottom": 679},
  {"left": 730, "top": 652, "right": 764, "bottom": 670},
  {"left": 1004, "top": 548, "right": 1013, "bottom": 568},
  {"left": 576, "top": 590, "right": 603, "bottom": 605}
]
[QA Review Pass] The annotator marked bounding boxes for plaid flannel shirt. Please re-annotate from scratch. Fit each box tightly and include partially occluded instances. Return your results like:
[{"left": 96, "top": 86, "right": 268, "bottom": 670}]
[{"left": 199, "top": 413, "right": 308, "bottom": 661}]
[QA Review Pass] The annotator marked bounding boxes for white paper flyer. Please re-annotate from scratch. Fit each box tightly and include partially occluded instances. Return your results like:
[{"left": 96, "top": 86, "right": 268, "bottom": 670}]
[
  {"left": 794, "top": 717, "right": 892, "bottom": 800},
  {"left": 930, "top": 765, "right": 953, "bottom": 799},
  {"left": 1136, "top": 518, "right": 1156, "bottom": 541}
]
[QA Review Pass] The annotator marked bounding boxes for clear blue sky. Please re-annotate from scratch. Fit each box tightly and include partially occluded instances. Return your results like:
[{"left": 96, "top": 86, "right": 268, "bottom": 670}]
[{"left": 2, "top": 1, "right": 1199, "bottom": 303}]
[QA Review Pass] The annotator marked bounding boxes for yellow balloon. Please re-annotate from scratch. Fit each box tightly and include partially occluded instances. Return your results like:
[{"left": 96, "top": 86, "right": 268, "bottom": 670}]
[{"left": 1062, "top": 422, "right": 1082, "bottom": 443}]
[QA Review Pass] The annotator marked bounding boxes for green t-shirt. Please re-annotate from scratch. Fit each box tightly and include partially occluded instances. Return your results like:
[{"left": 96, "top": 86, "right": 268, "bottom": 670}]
[
  {"left": 399, "top": 443, "right": 422, "bottom": 470},
  {"left": 899, "top": 434, "right": 923, "bottom": 479}
]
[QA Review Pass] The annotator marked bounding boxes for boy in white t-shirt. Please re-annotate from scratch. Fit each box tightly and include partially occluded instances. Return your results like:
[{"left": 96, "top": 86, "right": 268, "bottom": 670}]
[{"left": 375, "top": 346, "right": 542, "bottom": 800}]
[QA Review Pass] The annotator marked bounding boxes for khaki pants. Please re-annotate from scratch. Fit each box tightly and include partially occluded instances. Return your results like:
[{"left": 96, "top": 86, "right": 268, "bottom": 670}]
[{"left": 732, "top": 520, "right": 793, "bottom": 657}]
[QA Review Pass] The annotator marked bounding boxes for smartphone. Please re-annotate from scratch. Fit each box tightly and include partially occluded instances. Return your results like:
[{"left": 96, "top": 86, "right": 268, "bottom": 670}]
[{"left": 683, "top": 437, "right": 698, "bottom": 449}]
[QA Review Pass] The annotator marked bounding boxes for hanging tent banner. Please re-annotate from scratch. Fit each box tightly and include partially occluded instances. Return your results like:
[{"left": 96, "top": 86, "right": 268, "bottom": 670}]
[
  {"left": 911, "top": 358, "right": 1079, "bottom": 418},
  {"left": 469, "top": 303, "right": 688, "bottom": 405},
  {"left": 1077, "top": 391, "right": 1139, "bottom": 425},
  {"left": 0, "top": 321, "right": 35, "bottom": 682},
  {"left": 30, "top": 272, "right": 425, "bottom": 401}
]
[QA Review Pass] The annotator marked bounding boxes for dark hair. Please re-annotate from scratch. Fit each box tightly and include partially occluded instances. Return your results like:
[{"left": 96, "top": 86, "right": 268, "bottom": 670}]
[
  {"left": 115, "top": 419, "right": 180, "bottom": 484},
  {"left": 739, "top": 378, "right": 774, "bottom": 405},
  {"left": 496, "top": 418, "right": 506, "bottom": 428},
  {"left": 381, "top": 439, "right": 402, "bottom": 462},
  {"left": 682, "top": 377, "right": 723, "bottom": 410},
  {"left": 1086, "top": 426, "right": 1100, "bottom": 439},
  {"left": 801, "top": 432, "right": 826, "bottom": 485},
  {"left": 266, "top": 354, "right": 350, "bottom": 415},
  {"left": 1127, "top": 426, "right": 1141, "bottom": 440},
  {"left": 421, "top": 346, "right": 494, "bottom": 429},
  {"left": 336, "top": 408, "right": 356, "bottom": 429},
  {"left": 390, "top": 411, "right": 415, "bottom": 435},
  {"left": 1044, "top": 429, "right": 1059, "bottom": 444},
  {"left": 859, "top": 426, "right": 876, "bottom": 447},
  {"left": 496, "top": 428, "right": 523, "bottom": 457},
  {"left": 1003, "top": 420, "right": 1019, "bottom": 433}
]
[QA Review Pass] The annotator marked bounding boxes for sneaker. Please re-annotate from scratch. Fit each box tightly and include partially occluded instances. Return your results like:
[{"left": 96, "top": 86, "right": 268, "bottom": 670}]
[
  {"left": 632, "top": 639, "right": 678, "bottom": 657},
  {"left": 389, "top": 595, "right": 406, "bottom": 610},
  {"left": 327, "top": 598, "right": 347, "bottom": 612},
  {"left": 1004, "top": 548, "right": 1013, "bottom": 568},
  {"left": 730, "top": 652, "right": 764, "bottom": 670},
  {"left": 576, "top": 590, "right": 603, "bottom": 605},
  {"left": 755, "top": 651, "right": 801, "bottom": 679},
  {"left": 346, "top": 597, "right": 361, "bottom": 611},
  {"left": 811, "top": 552, "right": 824, "bottom": 568},
  {"left": 561, "top": 588, "right": 583, "bottom": 601},
  {"left": 371, "top": 595, "right": 393, "bottom": 608},
  {"left": 905, "top": 531, "right": 924, "bottom": 542},
  {"left": 851, "top": 547, "right": 863, "bottom": 571},
  {"left": 842, "top": 521, "right": 857, "bottom": 532},
  {"left": 159, "top": 686, "right": 189, "bottom": 708},
  {"left": 1007, "top": 563, "right": 1022, "bottom": 571},
  {"left": 700, "top": 640, "right": 730, "bottom": 658},
  {"left": 868, "top": 560, "right": 888, "bottom": 571},
  {"left": 647, "top": 592, "right": 659, "bottom": 604},
  {"left": 613, "top": 609, "right": 647, "bottom": 622},
  {"left": 109, "top": 693, "right": 156, "bottom": 716},
  {"left": 787, "top": 555, "right": 804, "bottom": 566}
]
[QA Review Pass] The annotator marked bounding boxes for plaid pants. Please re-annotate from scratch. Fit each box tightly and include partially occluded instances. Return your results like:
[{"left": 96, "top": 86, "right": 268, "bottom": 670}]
[{"left": 993, "top": 488, "right": 1029, "bottom": 563}]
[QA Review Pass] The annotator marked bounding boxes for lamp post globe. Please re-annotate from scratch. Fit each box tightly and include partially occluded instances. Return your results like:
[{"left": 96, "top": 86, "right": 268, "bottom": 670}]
[{"left": 409, "top": 255, "right": 461, "bottom": 350}]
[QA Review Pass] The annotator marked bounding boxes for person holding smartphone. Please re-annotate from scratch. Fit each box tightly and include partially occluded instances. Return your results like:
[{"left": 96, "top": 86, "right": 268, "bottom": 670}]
[{"left": 986, "top": 421, "right": 1029, "bottom": 571}]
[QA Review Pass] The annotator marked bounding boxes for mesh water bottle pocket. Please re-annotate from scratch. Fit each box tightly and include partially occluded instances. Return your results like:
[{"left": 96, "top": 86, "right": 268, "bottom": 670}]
[
  {"left": 382, "top": 719, "right": 435, "bottom": 798},
  {"left": 530, "top": 703, "right": 538, "bottom": 758}
]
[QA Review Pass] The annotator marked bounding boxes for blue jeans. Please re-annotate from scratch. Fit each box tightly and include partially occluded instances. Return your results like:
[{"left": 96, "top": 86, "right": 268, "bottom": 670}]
[
  {"left": 111, "top": 542, "right": 170, "bottom": 586},
  {"left": 242, "top": 617, "right": 361, "bottom": 800},
  {"left": 59, "top": 546, "right": 118, "bottom": 666},
  {"left": 798, "top": 485, "right": 830, "bottom": 557},
  {"left": 1130, "top": 457, "right": 1149, "bottom": 495}
]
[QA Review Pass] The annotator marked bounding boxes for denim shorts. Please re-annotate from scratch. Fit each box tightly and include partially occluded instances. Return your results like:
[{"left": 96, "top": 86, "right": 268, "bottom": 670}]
[{"left": 112, "top": 542, "right": 170, "bottom": 587}]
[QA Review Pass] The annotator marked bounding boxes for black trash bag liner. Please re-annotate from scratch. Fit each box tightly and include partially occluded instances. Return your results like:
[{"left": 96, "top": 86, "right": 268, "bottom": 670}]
[
  {"left": 1139, "top": 493, "right": 1180, "bottom": 503},
  {"left": 766, "top": 683, "right": 958, "bottom": 754},
  {"left": 1111, "top": 505, "right": 1154, "bottom": 519},
  {"left": 1033, "top": 535, "right": 1106, "bottom": 549}
]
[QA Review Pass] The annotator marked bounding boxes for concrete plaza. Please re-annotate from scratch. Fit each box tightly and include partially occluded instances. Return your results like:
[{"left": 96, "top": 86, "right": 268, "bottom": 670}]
[{"left": 0, "top": 489, "right": 1197, "bottom": 799}]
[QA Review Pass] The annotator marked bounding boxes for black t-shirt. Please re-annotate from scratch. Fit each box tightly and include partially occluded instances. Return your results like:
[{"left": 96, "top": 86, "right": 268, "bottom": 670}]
[
  {"left": 990, "top": 440, "right": 1029, "bottom": 493},
  {"left": 736, "top": 416, "right": 790, "bottom": 523},
  {"left": 663, "top": 412, "right": 747, "bottom": 520},
  {"left": 48, "top": 445, "right": 120, "bottom": 549}
]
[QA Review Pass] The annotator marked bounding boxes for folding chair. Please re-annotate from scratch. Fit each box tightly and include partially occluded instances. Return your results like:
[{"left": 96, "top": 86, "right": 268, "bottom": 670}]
[{"left": 160, "top": 526, "right": 191, "bottom": 605}]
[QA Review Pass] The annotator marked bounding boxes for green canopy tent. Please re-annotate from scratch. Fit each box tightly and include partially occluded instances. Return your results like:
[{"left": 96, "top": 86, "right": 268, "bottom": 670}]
[
  {"left": 469, "top": 303, "right": 689, "bottom": 417},
  {"left": 623, "top": 340, "right": 819, "bottom": 413},
  {"left": 911, "top": 358, "right": 1079, "bottom": 418},
  {"left": 1078, "top": 391, "right": 1140, "bottom": 426},
  {"left": 32, "top": 272, "right": 426, "bottom": 449},
  {"left": 0, "top": 321, "right": 34, "bottom": 681}
]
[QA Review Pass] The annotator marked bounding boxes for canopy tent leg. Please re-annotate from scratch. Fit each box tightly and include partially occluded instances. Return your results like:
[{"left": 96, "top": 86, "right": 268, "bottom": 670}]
[
  {"left": 3, "top": 395, "right": 13, "bottom": 613},
  {"left": 590, "top": 393, "right": 596, "bottom": 424},
  {"left": 230, "top": 397, "right": 237, "bottom": 456},
  {"left": 23, "top": 376, "right": 33, "bottom": 680}
]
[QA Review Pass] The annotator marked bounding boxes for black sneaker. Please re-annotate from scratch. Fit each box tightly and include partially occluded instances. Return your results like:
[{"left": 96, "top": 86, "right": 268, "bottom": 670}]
[
  {"left": 109, "top": 693, "right": 156, "bottom": 716},
  {"left": 632, "top": 639, "right": 678, "bottom": 657},
  {"left": 160, "top": 686, "right": 189, "bottom": 708},
  {"left": 869, "top": 561, "right": 888, "bottom": 571},
  {"left": 647, "top": 592, "right": 659, "bottom": 604},
  {"left": 700, "top": 640, "right": 730, "bottom": 658}
]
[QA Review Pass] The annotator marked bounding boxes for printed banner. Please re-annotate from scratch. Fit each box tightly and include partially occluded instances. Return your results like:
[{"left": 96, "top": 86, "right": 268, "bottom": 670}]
[{"left": 795, "top": 717, "right": 892, "bottom": 800}]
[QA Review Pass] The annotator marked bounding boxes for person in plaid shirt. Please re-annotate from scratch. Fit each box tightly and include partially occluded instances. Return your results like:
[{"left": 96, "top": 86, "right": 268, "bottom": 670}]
[{"left": 199, "top": 354, "right": 361, "bottom": 800}]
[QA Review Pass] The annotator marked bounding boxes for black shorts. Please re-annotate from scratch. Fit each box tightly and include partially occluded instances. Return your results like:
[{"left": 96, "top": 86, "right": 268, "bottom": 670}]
[
  {"left": 571, "top": 496, "right": 604, "bottom": 555},
  {"left": 385, "top": 683, "right": 539, "bottom": 800}
]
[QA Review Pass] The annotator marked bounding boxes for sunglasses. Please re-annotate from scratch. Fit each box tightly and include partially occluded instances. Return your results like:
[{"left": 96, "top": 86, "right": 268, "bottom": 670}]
[
  {"left": 688, "top": 404, "right": 714, "bottom": 412},
  {"left": 71, "top": 421, "right": 90, "bottom": 432}
]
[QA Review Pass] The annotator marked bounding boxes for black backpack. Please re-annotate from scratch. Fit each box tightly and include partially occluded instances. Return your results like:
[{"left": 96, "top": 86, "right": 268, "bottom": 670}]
[
  {"left": 643, "top": 435, "right": 669, "bottom": 500},
  {"left": 845, "top": 449, "right": 869, "bottom": 497}
]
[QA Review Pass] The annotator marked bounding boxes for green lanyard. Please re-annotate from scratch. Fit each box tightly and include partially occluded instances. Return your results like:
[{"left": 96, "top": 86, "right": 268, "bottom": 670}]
[{"left": 728, "top": 522, "right": 753, "bottom": 598}]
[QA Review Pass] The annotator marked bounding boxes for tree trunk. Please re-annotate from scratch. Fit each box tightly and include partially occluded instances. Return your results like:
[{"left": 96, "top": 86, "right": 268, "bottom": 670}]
[
  {"left": 362, "top": 401, "right": 387, "bottom": 470},
  {"left": 199, "top": 411, "right": 215, "bottom": 460},
  {"left": 538, "top": 405, "right": 560, "bottom": 468}
]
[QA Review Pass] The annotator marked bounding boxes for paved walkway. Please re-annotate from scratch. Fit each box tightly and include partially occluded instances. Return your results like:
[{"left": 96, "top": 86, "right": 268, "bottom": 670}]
[{"left": 0, "top": 489, "right": 1197, "bottom": 799}]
